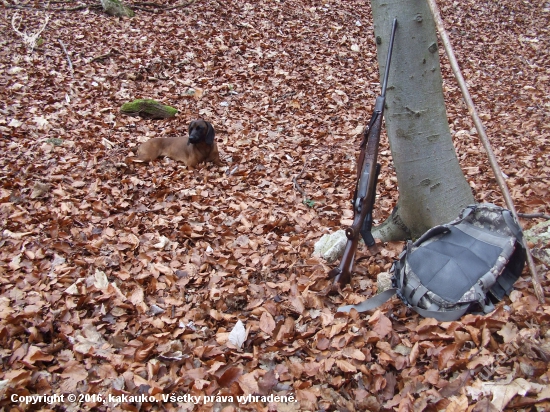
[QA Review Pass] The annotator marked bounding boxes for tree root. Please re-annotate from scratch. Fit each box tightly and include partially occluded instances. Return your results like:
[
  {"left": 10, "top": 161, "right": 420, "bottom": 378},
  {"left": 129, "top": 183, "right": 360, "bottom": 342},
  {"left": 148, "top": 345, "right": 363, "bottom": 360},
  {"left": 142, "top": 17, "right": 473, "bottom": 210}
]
[{"left": 371, "top": 205, "right": 411, "bottom": 242}]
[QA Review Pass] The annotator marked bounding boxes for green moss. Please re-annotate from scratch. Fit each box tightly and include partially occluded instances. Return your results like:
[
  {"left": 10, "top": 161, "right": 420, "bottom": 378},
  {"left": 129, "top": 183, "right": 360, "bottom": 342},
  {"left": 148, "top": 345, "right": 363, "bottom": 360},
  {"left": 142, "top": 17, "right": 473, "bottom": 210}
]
[
  {"left": 101, "top": 0, "right": 135, "bottom": 17},
  {"left": 120, "top": 99, "right": 178, "bottom": 119},
  {"left": 46, "top": 138, "right": 64, "bottom": 146},
  {"left": 166, "top": 107, "right": 178, "bottom": 116}
]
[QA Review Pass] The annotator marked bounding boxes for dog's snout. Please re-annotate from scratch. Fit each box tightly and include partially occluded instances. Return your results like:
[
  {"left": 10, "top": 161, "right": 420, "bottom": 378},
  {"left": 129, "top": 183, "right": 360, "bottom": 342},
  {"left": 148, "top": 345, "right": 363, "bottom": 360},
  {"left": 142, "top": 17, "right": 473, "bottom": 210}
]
[{"left": 188, "top": 134, "right": 201, "bottom": 143}]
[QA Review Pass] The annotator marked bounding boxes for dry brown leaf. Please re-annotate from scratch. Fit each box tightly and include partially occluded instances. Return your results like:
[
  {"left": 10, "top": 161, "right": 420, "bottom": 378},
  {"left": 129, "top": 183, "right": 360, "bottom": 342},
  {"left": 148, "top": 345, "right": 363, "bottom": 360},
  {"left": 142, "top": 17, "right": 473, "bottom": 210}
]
[
  {"left": 369, "top": 310, "right": 393, "bottom": 339},
  {"left": 22, "top": 346, "right": 54, "bottom": 365},
  {"left": 60, "top": 362, "right": 88, "bottom": 382},
  {"left": 497, "top": 322, "right": 518, "bottom": 344},
  {"left": 335, "top": 359, "right": 357, "bottom": 373},
  {"left": 134, "top": 342, "right": 155, "bottom": 362},
  {"left": 409, "top": 342, "right": 420, "bottom": 365},
  {"left": 129, "top": 286, "right": 145, "bottom": 306},
  {"left": 481, "top": 327, "right": 492, "bottom": 348},
  {"left": 341, "top": 347, "right": 366, "bottom": 361},
  {"left": 288, "top": 295, "right": 305, "bottom": 314},
  {"left": 424, "top": 369, "right": 441, "bottom": 386},
  {"left": 237, "top": 372, "right": 260, "bottom": 396},
  {"left": 445, "top": 395, "right": 469, "bottom": 412},
  {"left": 218, "top": 367, "right": 242, "bottom": 388},
  {"left": 259, "top": 311, "right": 276, "bottom": 336},
  {"left": 438, "top": 343, "right": 459, "bottom": 370},
  {"left": 258, "top": 369, "right": 278, "bottom": 395}
]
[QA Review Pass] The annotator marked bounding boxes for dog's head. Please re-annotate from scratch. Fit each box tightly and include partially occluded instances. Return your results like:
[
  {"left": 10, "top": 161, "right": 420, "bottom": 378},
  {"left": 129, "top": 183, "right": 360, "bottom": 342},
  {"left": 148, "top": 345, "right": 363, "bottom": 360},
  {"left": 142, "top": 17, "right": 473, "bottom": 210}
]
[{"left": 188, "top": 120, "right": 215, "bottom": 145}]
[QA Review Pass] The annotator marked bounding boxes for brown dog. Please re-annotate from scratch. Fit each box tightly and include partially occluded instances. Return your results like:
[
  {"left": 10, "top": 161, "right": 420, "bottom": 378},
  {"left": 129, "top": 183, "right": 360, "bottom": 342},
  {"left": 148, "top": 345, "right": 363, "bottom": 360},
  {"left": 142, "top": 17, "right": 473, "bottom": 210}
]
[{"left": 136, "top": 120, "right": 222, "bottom": 168}]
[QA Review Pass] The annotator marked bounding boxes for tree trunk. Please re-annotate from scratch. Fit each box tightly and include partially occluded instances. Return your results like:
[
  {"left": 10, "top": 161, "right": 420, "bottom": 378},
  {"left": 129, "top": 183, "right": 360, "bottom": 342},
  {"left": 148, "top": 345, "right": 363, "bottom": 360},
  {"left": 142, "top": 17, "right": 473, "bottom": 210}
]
[{"left": 370, "top": 0, "right": 474, "bottom": 241}]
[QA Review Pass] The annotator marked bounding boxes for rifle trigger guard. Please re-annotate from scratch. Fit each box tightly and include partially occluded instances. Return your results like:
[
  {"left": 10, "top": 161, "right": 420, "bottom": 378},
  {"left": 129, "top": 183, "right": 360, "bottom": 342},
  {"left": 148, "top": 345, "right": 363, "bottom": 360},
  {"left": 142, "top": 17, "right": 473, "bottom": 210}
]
[{"left": 355, "top": 197, "right": 363, "bottom": 212}]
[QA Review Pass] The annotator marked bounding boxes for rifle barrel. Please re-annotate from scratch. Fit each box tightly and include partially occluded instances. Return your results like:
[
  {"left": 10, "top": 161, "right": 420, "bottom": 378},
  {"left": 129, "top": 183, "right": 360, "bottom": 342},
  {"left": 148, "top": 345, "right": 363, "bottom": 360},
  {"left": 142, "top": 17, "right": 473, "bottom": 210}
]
[
  {"left": 329, "top": 19, "right": 398, "bottom": 291},
  {"left": 380, "top": 18, "right": 398, "bottom": 98}
]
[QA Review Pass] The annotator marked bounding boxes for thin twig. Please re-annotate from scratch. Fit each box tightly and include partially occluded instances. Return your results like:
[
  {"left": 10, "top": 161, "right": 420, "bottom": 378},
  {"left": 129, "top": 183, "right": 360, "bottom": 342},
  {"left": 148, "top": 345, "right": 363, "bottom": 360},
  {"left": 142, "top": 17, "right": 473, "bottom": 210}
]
[
  {"left": 4, "top": 2, "right": 94, "bottom": 11},
  {"left": 58, "top": 39, "right": 73, "bottom": 76},
  {"left": 132, "top": 0, "right": 196, "bottom": 12},
  {"left": 90, "top": 48, "right": 121, "bottom": 63},
  {"left": 427, "top": 0, "right": 545, "bottom": 304},
  {"left": 518, "top": 213, "right": 550, "bottom": 220},
  {"left": 293, "top": 159, "right": 308, "bottom": 201}
]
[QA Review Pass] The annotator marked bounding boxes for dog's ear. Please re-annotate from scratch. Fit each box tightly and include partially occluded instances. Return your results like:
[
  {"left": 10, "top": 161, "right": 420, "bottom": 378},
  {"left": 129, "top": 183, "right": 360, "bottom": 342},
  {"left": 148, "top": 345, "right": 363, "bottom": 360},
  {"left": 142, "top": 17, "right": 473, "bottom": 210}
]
[{"left": 205, "top": 122, "right": 215, "bottom": 145}]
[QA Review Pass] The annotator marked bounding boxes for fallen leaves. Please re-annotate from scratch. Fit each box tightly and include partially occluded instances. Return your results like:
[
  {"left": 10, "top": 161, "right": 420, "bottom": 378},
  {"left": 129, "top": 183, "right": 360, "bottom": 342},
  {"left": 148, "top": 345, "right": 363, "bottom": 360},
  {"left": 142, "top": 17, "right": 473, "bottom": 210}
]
[
  {"left": 0, "top": 0, "right": 548, "bottom": 410},
  {"left": 467, "top": 378, "right": 550, "bottom": 411},
  {"left": 369, "top": 310, "right": 393, "bottom": 339}
]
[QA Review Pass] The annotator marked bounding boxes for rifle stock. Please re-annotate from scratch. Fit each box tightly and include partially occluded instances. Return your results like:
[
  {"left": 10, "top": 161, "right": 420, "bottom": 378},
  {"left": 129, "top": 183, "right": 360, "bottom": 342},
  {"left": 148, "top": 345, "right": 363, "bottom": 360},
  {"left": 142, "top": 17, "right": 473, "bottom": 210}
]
[{"left": 329, "top": 19, "right": 397, "bottom": 290}]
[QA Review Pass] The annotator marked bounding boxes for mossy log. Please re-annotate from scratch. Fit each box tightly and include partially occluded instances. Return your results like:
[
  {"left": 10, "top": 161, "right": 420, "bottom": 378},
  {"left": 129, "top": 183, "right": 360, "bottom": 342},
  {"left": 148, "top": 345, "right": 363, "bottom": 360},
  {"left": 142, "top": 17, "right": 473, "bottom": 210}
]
[
  {"left": 101, "top": 0, "right": 135, "bottom": 17},
  {"left": 120, "top": 99, "right": 178, "bottom": 120}
]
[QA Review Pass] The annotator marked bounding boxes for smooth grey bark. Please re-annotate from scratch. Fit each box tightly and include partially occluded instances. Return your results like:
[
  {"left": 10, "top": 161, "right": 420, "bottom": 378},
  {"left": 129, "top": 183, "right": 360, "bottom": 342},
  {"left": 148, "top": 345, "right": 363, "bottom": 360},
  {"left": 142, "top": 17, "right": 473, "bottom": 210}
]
[{"left": 370, "top": 0, "right": 474, "bottom": 241}]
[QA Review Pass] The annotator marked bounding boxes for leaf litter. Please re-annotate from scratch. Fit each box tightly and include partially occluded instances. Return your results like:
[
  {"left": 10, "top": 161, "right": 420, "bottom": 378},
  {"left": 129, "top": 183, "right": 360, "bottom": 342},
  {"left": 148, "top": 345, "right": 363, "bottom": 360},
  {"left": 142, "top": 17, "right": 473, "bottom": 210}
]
[{"left": 0, "top": 0, "right": 549, "bottom": 411}]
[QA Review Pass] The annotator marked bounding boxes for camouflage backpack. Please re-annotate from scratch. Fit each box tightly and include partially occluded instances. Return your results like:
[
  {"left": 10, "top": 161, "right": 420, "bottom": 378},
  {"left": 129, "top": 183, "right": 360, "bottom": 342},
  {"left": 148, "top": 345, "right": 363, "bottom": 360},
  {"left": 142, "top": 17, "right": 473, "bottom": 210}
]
[{"left": 338, "top": 204, "right": 526, "bottom": 321}]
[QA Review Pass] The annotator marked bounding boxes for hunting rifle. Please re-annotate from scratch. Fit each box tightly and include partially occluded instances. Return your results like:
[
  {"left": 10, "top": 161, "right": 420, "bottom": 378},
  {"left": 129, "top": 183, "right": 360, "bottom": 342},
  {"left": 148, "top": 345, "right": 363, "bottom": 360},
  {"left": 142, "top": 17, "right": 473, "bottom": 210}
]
[{"left": 328, "top": 19, "right": 397, "bottom": 289}]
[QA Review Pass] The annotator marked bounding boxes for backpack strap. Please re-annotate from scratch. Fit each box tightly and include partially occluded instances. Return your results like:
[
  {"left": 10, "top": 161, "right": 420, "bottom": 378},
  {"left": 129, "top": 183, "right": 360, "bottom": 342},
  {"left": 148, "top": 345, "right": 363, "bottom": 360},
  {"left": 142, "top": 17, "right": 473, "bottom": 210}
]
[
  {"left": 413, "top": 305, "right": 470, "bottom": 322},
  {"left": 336, "top": 256, "right": 405, "bottom": 314},
  {"left": 336, "top": 288, "right": 477, "bottom": 321},
  {"left": 412, "top": 225, "right": 449, "bottom": 247},
  {"left": 337, "top": 288, "right": 397, "bottom": 313},
  {"left": 501, "top": 209, "right": 524, "bottom": 243},
  {"left": 336, "top": 287, "right": 476, "bottom": 321}
]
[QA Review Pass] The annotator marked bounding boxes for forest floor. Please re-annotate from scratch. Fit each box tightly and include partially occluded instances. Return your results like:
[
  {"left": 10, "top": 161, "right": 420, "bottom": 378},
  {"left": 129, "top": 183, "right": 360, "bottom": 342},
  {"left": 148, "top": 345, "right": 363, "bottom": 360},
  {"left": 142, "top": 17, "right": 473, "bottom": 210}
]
[{"left": 0, "top": 0, "right": 549, "bottom": 411}]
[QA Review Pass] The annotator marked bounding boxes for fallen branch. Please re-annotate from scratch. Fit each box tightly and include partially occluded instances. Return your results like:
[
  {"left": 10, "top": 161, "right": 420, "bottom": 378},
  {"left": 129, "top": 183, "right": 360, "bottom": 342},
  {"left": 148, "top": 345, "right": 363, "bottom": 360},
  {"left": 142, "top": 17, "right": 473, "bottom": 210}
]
[
  {"left": 58, "top": 39, "right": 73, "bottom": 76},
  {"left": 518, "top": 212, "right": 550, "bottom": 220},
  {"left": 427, "top": 0, "right": 545, "bottom": 304},
  {"left": 132, "top": 0, "right": 196, "bottom": 12},
  {"left": 4, "top": 2, "right": 95, "bottom": 12},
  {"left": 90, "top": 48, "right": 122, "bottom": 63}
]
